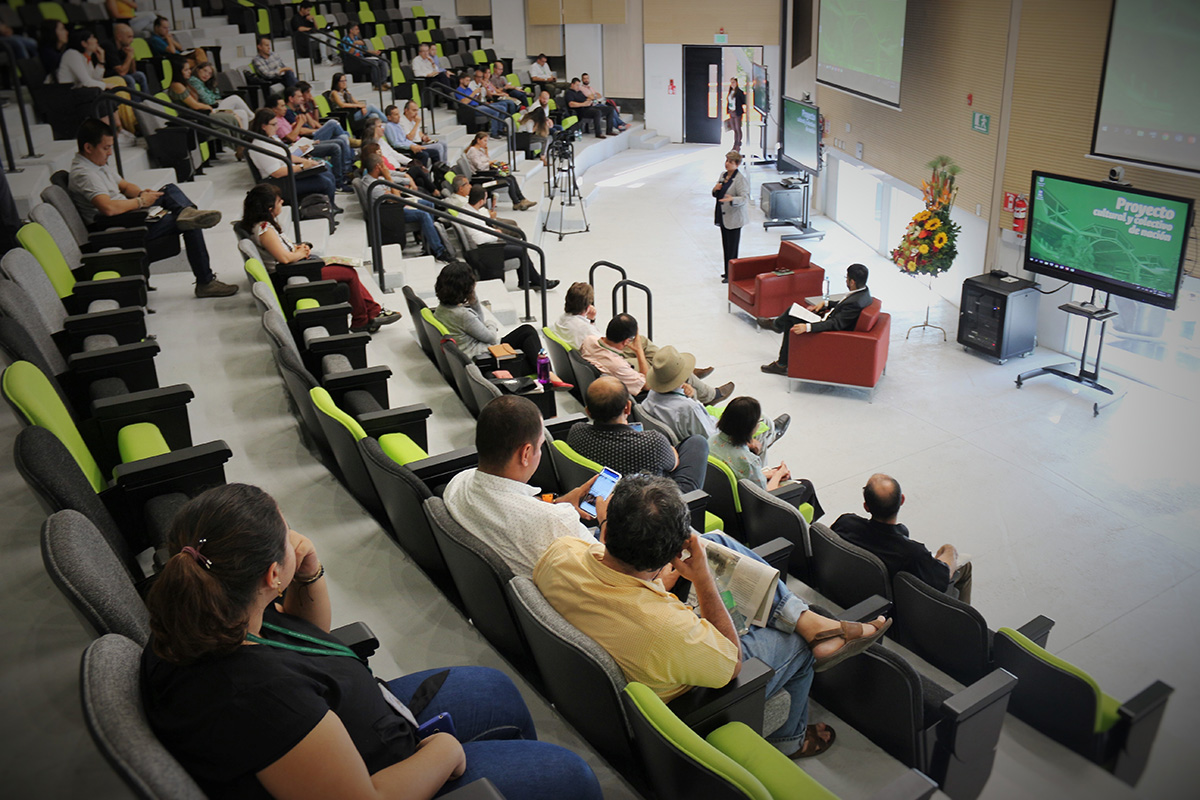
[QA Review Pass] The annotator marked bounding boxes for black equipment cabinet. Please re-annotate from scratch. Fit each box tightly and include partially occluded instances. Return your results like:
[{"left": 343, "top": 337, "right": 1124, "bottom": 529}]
[{"left": 958, "top": 273, "right": 1040, "bottom": 363}]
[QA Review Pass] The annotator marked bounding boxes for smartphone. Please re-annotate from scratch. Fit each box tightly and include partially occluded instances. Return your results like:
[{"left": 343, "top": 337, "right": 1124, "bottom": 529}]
[
  {"left": 580, "top": 467, "right": 621, "bottom": 517},
  {"left": 628, "top": 422, "right": 643, "bottom": 433},
  {"left": 416, "top": 712, "right": 456, "bottom": 739}
]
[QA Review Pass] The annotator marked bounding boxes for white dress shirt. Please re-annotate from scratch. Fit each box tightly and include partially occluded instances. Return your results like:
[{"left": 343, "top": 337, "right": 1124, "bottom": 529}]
[
  {"left": 442, "top": 468, "right": 594, "bottom": 577},
  {"left": 529, "top": 61, "right": 555, "bottom": 81},
  {"left": 552, "top": 312, "right": 598, "bottom": 350}
]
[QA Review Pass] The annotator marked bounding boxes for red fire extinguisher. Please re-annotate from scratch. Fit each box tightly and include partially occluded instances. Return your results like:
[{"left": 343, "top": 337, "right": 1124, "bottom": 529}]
[{"left": 1012, "top": 194, "right": 1028, "bottom": 240}]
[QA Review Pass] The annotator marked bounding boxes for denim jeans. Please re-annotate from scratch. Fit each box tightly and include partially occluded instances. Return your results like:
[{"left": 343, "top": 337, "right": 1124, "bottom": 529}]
[
  {"left": 403, "top": 206, "right": 447, "bottom": 258},
  {"left": 353, "top": 104, "right": 386, "bottom": 122},
  {"left": 387, "top": 666, "right": 601, "bottom": 800},
  {"left": 0, "top": 35, "right": 38, "bottom": 61},
  {"left": 701, "top": 532, "right": 815, "bottom": 755},
  {"left": 295, "top": 166, "right": 337, "bottom": 204},
  {"left": 121, "top": 71, "right": 151, "bottom": 94},
  {"left": 309, "top": 141, "right": 345, "bottom": 185},
  {"left": 146, "top": 183, "right": 214, "bottom": 284}
]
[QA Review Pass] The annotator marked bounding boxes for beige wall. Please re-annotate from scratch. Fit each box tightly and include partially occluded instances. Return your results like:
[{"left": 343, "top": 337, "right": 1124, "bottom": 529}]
[
  {"left": 643, "top": 0, "right": 779, "bottom": 45},
  {"left": 816, "top": 0, "right": 1011, "bottom": 220},
  {"left": 603, "top": 0, "right": 644, "bottom": 98},
  {"left": 1002, "top": 0, "right": 1199, "bottom": 275},
  {"left": 456, "top": 0, "right": 491, "bottom": 14}
]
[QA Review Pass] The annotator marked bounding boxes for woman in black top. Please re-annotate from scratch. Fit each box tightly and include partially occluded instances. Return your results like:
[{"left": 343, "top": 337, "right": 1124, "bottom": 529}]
[
  {"left": 142, "top": 484, "right": 601, "bottom": 800},
  {"left": 726, "top": 77, "right": 746, "bottom": 153}
]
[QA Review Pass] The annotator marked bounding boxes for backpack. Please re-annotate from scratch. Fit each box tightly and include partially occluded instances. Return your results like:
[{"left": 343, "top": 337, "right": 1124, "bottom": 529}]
[{"left": 299, "top": 194, "right": 336, "bottom": 234}]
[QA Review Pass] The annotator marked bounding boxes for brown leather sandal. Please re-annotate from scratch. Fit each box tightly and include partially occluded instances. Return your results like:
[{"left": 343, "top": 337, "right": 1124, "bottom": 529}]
[
  {"left": 790, "top": 723, "right": 836, "bottom": 759},
  {"left": 810, "top": 618, "right": 893, "bottom": 673}
]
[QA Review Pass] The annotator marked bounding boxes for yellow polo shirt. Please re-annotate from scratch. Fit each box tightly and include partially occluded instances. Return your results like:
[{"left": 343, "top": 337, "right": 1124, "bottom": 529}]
[{"left": 533, "top": 537, "right": 739, "bottom": 702}]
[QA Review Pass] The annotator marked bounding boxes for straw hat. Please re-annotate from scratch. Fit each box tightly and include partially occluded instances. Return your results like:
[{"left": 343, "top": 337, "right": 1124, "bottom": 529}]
[{"left": 646, "top": 346, "right": 697, "bottom": 393}]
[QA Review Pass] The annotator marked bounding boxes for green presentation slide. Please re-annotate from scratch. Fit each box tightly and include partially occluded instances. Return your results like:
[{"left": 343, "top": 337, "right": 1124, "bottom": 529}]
[
  {"left": 783, "top": 99, "right": 819, "bottom": 172},
  {"left": 817, "top": 0, "right": 906, "bottom": 82},
  {"left": 1029, "top": 176, "right": 1188, "bottom": 294}
]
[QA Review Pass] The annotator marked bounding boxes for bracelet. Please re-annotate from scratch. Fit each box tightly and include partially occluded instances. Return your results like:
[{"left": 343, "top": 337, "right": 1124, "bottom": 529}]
[
  {"left": 136, "top": 195, "right": 144, "bottom": 209},
  {"left": 294, "top": 564, "right": 325, "bottom": 585}
]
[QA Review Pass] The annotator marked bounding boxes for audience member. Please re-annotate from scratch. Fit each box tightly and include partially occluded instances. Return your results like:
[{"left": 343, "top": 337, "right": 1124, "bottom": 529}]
[
  {"left": 142, "top": 483, "right": 602, "bottom": 799},
  {"left": 446, "top": 175, "right": 525, "bottom": 241},
  {"left": 579, "top": 313, "right": 730, "bottom": 404},
  {"left": 284, "top": 85, "right": 353, "bottom": 166},
  {"left": 443, "top": 395, "right": 599, "bottom": 577},
  {"left": 761, "top": 263, "right": 873, "bottom": 375},
  {"left": 580, "top": 73, "right": 628, "bottom": 131},
  {"left": 0, "top": 21, "right": 39, "bottom": 62},
  {"left": 268, "top": 93, "right": 348, "bottom": 189},
  {"left": 528, "top": 53, "right": 563, "bottom": 89},
  {"left": 832, "top": 474, "right": 972, "bottom": 603},
  {"left": 567, "top": 376, "right": 709, "bottom": 494},
  {"left": 464, "top": 132, "right": 536, "bottom": 211},
  {"left": 363, "top": 152, "right": 451, "bottom": 261},
  {"left": 330, "top": 71, "right": 385, "bottom": 123},
  {"left": 520, "top": 106, "right": 553, "bottom": 161},
  {"left": 361, "top": 119, "right": 434, "bottom": 193},
  {"left": 169, "top": 61, "right": 243, "bottom": 138},
  {"left": 533, "top": 474, "right": 890, "bottom": 757},
  {"left": 471, "top": 67, "right": 518, "bottom": 116},
  {"left": 38, "top": 19, "right": 67, "bottom": 75},
  {"left": 290, "top": 1, "right": 329, "bottom": 64},
  {"left": 411, "top": 41, "right": 455, "bottom": 93},
  {"left": 251, "top": 34, "right": 295, "bottom": 87},
  {"left": 248, "top": 108, "right": 341, "bottom": 210},
  {"left": 56, "top": 29, "right": 108, "bottom": 89},
  {"left": 458, "top": 185, "right": 554, "bottom": 290},
  {"left": 68, "top": 118, "right": 237, "bottom": 298},
  {"left": 190, "top": 61, "right": 253, "bottom": 129},
  {"left": 455, "top": 71, "right": 510, "bottom": 140},
  {"left": 490, "top": 61, "right": 529, "bottom": 106},
  {"left": 708, "top": 396, "right": 823, "bottom": 518},
  {"left": 564, "top": 77, "right": 610, "bottom": 139},
  {"left": 148, "top": 15, "right": 206, "bottom": 63},
  {"left": 105, "top": 0, "right": 156, "bottom": 35},
  {"left": 340, "top": 22, "right": 389, "bottom": 87},
  {"left": 383, "top": 101, "right": 449, "bottom": 165},
  {"left": 240, "top": 183, "right": 399, "bottom": 333},
  {"left": 100, "top": 23, "right": 149, "bottom": 94}
]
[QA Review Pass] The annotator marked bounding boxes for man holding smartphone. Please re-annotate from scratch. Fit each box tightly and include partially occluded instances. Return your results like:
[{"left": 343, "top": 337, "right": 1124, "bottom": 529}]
[{"left": 443, "top": 395, "right": 603, "bottom": 577}]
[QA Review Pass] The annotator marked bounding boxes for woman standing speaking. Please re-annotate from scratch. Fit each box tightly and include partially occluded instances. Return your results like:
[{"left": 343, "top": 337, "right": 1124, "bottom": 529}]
[
  {"left": 713, "top": 150, "right": 748, "bottom": 283},
  {"left": 726, "top": 77, "right": 746, "bottom": 152}
]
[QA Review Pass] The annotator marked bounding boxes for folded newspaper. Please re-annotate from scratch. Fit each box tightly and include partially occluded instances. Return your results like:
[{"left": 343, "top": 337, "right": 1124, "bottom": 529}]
[{"left": 686, "top": 539, "right": 779, "bottom": 635}]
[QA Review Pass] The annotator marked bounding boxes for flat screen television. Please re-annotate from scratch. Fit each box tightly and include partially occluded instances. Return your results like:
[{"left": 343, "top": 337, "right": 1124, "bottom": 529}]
[
  {"left": 1024, "top": 171, "right": 1194, "bottom": 310},
  {"left": 778, "top": 96, "right": 820, "bottom": 176},
  {"left": 751, "top": 62, "right": 768, "bottom": 114}
]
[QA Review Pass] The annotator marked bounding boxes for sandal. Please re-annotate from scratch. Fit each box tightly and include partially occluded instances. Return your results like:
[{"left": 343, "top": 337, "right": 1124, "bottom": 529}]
[
  {"left": 810, "top": 617, "right": 893, "bottom": 673},
  {"left": 790, "top": 723, "right": 836, "bottom": 759}
]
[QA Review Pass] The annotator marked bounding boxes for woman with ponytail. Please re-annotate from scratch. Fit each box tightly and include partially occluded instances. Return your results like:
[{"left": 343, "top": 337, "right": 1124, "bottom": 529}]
[{"left": 143, "top": 484, "right": 600, "bottom": 800}]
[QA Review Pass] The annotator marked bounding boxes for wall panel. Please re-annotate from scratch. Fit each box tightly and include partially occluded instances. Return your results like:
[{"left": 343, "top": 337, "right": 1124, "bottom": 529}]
[
  {"left": 603, "top": 0, "right": 644, "bottom": 97},
  {"left": 456, "top": 0, "right": 491, "bottom": 15},
  {"left": 643, "top": 0, "right": 778, "bottom": 45}
]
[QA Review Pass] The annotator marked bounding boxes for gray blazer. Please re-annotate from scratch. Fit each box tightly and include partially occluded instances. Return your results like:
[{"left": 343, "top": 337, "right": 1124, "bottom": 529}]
[{"left": 717, "top": 169, "right": 749, "bottom": 230}]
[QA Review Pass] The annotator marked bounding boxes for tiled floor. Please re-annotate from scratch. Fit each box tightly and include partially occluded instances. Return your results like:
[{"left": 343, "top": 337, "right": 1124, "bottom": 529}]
[{"left": 2, "top": 127, "right": 1197, "bottom": 799}]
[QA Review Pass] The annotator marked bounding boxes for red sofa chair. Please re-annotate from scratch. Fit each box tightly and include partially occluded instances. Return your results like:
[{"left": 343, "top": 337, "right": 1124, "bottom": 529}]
[
  {"left": 727, "top": 242, "right": 826, "bottom": 321},
  {"left": 786, "top": 298, "right": 890, "bottom": 396}
]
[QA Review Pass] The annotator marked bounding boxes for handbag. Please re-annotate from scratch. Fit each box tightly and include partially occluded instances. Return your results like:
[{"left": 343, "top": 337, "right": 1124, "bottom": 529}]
[{"left": 724, "top": 117, "right": 734, "bottom": 132}]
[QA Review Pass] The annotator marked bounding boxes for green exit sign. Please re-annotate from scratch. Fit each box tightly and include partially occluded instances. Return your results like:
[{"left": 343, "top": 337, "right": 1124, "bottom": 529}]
[{"left": 972, "top": 112, "right": 990, "bottom": 134}]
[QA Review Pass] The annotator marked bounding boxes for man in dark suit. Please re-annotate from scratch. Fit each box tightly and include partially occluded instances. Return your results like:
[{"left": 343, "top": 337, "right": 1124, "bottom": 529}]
[
  {"left": 759, "top": 263, "right": 871, "bottom": 375},
  {"left": 830, "top": 474, "right": 972, "bottom": 603}
]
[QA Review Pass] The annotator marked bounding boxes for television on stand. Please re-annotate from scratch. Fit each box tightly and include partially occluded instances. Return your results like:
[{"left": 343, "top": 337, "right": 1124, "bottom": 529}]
[
  {"left": 779, "top": 96, "right": 821, "bottom": 177},
  {"left": 751, "top": 62, "right": 768, "bottom": 114}
]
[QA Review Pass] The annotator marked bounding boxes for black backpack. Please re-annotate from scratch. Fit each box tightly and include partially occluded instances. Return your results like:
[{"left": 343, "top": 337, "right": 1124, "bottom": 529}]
[{"left": 299, "top": 194, "right": 336, "bottom": 234}]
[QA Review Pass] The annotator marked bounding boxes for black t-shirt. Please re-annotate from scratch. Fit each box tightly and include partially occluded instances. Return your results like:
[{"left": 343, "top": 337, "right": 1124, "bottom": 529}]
[
  {"left": 567, "top": 421, "right": 676, "bottom": 478},
  {"left": 564, "top": 89, "right": 592, "bottom": 108},
  {"left": 100, "top": 39, "right": 126, "bottom": 79},
  {"left": 141, "top": 607, "right": 418, "bottom": 799},
  {"left": 829, "top": 513, "right": 951, "bottom": 592},
  {"left": 290, "top": 12, "right": 314, "bottom": 32}
]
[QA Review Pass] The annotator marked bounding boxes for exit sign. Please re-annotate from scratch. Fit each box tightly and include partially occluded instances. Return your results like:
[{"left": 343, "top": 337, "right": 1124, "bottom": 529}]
[
  {"left": 972, "top": 112, "right": 990, "bottom": 134},
  {"left": 714, "top": 33, "right": 728, "bottom": 44}
]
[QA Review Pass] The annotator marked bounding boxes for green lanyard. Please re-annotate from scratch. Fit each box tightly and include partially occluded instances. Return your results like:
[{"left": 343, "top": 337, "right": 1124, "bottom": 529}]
[{"left": 246, "top": 621, "right": 369, "bottom": 672}]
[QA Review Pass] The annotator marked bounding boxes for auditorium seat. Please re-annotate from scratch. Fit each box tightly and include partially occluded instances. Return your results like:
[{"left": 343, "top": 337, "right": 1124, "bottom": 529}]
[
  {"left": 786, "top": 298, "right": 890, "bottom": 395},
  {"left": 727, "top": 242, "right": 826, "bottom": 322}
]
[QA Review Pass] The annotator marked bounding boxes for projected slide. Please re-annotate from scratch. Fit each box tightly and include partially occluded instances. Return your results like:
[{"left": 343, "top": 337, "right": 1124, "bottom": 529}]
[
  {"left": 816, "top": 0, "right": 907, "bottom": 107},
  {"left": 781, "top": 98, "right": 820, "bottom": 175},
  {"left": 1093, "top": 0, "right": 1200, "bottom": 173},
  {"left": 1028, "top": 176, "right": 1189, "bottom": 298}
]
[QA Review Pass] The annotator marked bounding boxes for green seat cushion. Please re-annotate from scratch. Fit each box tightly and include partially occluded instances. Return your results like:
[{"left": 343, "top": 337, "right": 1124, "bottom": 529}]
[
  {"left": 998, "top": 627, "right": 1121, "bottom": 733},
  {"left": 378, "top": 432, "right": 429, "bottom": 467},
  {"left": 17, "top": 222, "right": 76, "bottom": 298},
  {"left": 707, "top": 721, "right": 838, "bottom": 800},
  {"left": 704, "top": 511, "right": 724, "bottom": 533},
  {"left": 623, "top": 683, "right": 771, "bottom": 800},
  {"left": 294, "top": 297, "right": 320, "bottom": 311},
  {"left": 243, "top": 258, "right": 282, "bottom": 309},
  {"left": 542, "top": 326, "right": 573, "bottom": 352},
  {"left": 92, "top": 270, "right": 121, "bottom": 281},
  {"left": 553, "top": 439, "right": 601, "bottom": 471},
  {"left": 797, "top": 503, "right": 814, "bottom": 524},
  {"left": 708, "top": 455, "right": 742, "bottom": 513},
  {"left": 421, "top": 306, "right": 450, "bottom": 336},
  {"left": 117, "top": 422, "right": 170, "bottom": 464},
  {"left": 2, "top": 360, "right": 105, "bottom": 492},
  {"left": 309, "top": 387, "right": 367, "bottom": 441}
]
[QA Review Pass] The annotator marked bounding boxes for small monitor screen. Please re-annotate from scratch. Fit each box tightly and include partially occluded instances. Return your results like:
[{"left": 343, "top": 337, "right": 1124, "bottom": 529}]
[
  {"left": 751, "top": 63, "right": 768, "bottom": 114},
  {"left": 779, "top": 97, "right": 820, "bottom": 176}
]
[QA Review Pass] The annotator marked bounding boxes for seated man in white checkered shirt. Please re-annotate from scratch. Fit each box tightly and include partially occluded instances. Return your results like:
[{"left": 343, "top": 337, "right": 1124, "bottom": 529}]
[{"left": 443, "top": 395, "right": 599, "bottom": 578}]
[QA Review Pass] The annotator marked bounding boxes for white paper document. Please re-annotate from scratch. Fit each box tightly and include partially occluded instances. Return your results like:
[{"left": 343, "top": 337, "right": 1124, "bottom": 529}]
[{"left": 788, "top": 303, "right": 823, "bottom": 323}]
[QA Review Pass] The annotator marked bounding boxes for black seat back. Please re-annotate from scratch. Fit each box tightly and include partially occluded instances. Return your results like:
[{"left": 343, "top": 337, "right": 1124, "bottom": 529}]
[
  {"left": 891, "top": 571, "right": 992, "bottom": 685},
  {"left": 808, "top": 522, "right": 891, "bottom": 608},
  {"left": 567, "top": 348, "right": 601, "bottom": 399},
  {"left": 401, "top": 286, "right": 434, "bottom": 361},
  {"left": 441, "top": 339, "right": 477, "bottom": 414},
  {"left": 736, "top": 479, "right": 811, "bottom": 582}
]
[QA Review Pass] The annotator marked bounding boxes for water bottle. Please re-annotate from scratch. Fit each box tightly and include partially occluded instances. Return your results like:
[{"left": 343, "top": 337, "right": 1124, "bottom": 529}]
[
  {"left": 823, "top": 276, "right": 831, "bottom": 302},
  {"left": 536, "top": 349, "right": 551, "bottom": 385}
]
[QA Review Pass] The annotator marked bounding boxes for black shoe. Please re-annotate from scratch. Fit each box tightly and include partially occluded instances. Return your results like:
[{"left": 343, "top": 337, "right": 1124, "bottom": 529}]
[
  {"left": 350, "top": 318, "right": 383, "bottom": 334},
  {"left": 756, "top": 316, "right": 776, "bottom": 330},
  {"left": 721, "top": 275, "right": 728, "bottom": 284},
  {"left": 761, "top": 361, "right": 787, "bottom": 376},
  {"left": 332, "top": 205, "right": 346, "bottom": 215},
  {"left": 773, "top": 414, "right": 791, "bottom": 439}
]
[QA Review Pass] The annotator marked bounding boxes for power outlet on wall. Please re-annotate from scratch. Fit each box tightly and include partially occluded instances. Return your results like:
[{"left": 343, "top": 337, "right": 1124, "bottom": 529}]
[{"left": 856, "top": 142, "right": 864, "bottom": 159}]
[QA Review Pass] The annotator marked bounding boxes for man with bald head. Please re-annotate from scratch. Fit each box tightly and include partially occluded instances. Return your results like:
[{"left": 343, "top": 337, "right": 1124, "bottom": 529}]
[
  {"left": 567, "top": 376, "right": 709, "bottom": 493},
  {"left": 831, "top": 474, "right": 972, "bottom": 603},
  {"left": 101, "top": 22, "right": 149, "bottom": 93}
]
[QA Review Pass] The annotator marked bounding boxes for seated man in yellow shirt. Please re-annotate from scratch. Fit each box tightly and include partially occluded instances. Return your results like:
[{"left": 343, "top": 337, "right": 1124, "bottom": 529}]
[{"left": 533, "top": 474, "right": 890, "bottom": 759}]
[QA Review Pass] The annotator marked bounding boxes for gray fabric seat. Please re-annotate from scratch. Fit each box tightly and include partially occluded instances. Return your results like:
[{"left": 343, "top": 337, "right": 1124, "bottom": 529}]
[
  {"left": 80, "top": 634, "right": 208, "bottom": 800},
  {"left": 41, "top": 510, "right": 150, "bottom": 645},
  {"left": 0, "top": 250, "right": 117, "bottom": 341}
]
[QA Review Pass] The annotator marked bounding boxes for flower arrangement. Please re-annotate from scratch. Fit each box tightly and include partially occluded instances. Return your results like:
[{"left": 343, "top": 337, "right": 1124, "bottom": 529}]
[{"left": 891, "top": 156, "right": 962, "bottom": 277}]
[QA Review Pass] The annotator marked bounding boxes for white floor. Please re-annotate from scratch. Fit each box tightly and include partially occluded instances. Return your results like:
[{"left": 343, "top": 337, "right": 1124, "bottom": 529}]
[{"left": 2, "top": 125, "right": 1198, "bottom": 798}]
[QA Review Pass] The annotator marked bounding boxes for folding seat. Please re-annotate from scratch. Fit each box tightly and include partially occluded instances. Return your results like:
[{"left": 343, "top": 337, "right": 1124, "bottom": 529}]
[
  {"left": 622, "top": 681, "right": 940, "bottom": 800},
  {"left": 243, "top": 257, "right": 352, "bottom": 348},
  {"left": 402, "top": 285, "right": 435, "bottom": 361},
  {"left": 807, "top": 522, "right": 891, "bottom": 609},
  {"left": 16, "top": 57, "right": 98, "bottom": 140},
  {"left": 993, "top": 628, "right": 1172, "bottom": 786},
  {"left": 441, "top": 338, "right": 479, "bottom": 414},
  {"left": 463, "top": 362, "right": 502, "bottom": 415},
  {"left": 736, "top": 480, "right": 818, "bottom": 583},
  {"left": 701, "top": 456, "right": 814, "bottom": 543},
  {"left": 41, "top": 184, "right": 179, "bottom": 266},
  {"left": 566, "top": 347, "right": 601, "bottom": 398},
  {"left": 418, "top": 306, "right": 457, "bottom": 388},
  {"left": 17, "top": 219, "right": 148, "bottom": 306},
  {"left": 540, "top": 326, "right": 573, "bottom": 382}
]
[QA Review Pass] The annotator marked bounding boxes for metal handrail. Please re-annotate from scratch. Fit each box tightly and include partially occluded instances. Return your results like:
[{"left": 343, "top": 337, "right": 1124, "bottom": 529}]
[
  {"left": 589, "top": 261, "right": 630, "bottom": 326},
  {"left": 98, "top": 88, "right": 303, "bottom": 241},
  {"left": 422, "top": 80, "right": 516, "bottom": 168},
  {"left": 366, "top": 179, "right": 548, "bottom": 325},
  {"left": 0, "top": 41, "right": 42, "bottom": 161},
  {"left": 611, "top": 279, "right": 653, "bottom": 342}
]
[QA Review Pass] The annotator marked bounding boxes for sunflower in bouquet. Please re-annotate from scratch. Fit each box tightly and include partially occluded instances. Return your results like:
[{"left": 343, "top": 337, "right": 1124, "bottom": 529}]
[{"left": 890, "top": 157, "right": 961, "bottom": 277}]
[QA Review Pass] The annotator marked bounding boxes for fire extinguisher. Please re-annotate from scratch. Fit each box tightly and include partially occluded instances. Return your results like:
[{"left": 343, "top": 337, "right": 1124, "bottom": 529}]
[{"left": 1012, "top": 194, "right": 1028, "bottom": 240}]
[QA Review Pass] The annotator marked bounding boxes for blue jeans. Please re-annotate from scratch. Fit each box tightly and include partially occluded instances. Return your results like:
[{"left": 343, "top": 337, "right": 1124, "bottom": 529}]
[
  {"left": 387, "top": 667, "right": 601, "bottom": 800},
  {"left": 0, "top": 35, "right": 38, "bottom": 61},
  {"left": 146, "top": 183, "right": 214, "bottom": 283},
  {"left": 701, "top": 532, "right": 815, "bottom": 755},
  {"left": 121, "top": 71, "right": 151, "bottom": 94},
  {"left": 309, "top": 141, "right": 345, "bottom": 184},
  {"left": 403, "top": 206, "right": 448, "bottom": 258},
  {"left": 353, "top": 104, "right": 386, "bottom": 122},
  {"left": 295, "top": 165, "right": 337, "bottom": 204}
]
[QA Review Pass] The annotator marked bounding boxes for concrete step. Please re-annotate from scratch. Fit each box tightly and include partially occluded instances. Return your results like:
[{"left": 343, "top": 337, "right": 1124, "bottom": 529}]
[
  {"left": 635, "top": 133, "right": 669, "bottom": 151},
  {"left": 8, "top": 164, "right": 50, "bottom": 219}
]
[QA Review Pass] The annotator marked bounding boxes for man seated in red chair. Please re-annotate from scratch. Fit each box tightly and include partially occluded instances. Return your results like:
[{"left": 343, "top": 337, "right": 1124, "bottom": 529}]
[{"left": 759, "top": 263, "right": 871, "bottom": 376}]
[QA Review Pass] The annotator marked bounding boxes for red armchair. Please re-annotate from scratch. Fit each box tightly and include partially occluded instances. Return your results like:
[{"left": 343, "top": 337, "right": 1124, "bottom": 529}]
[
  {"left": 787, "top": 298, "right": 890, "bottom": 395},
  {"left": 727, "top": 242, "right": 826, "bottom": 321}
]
